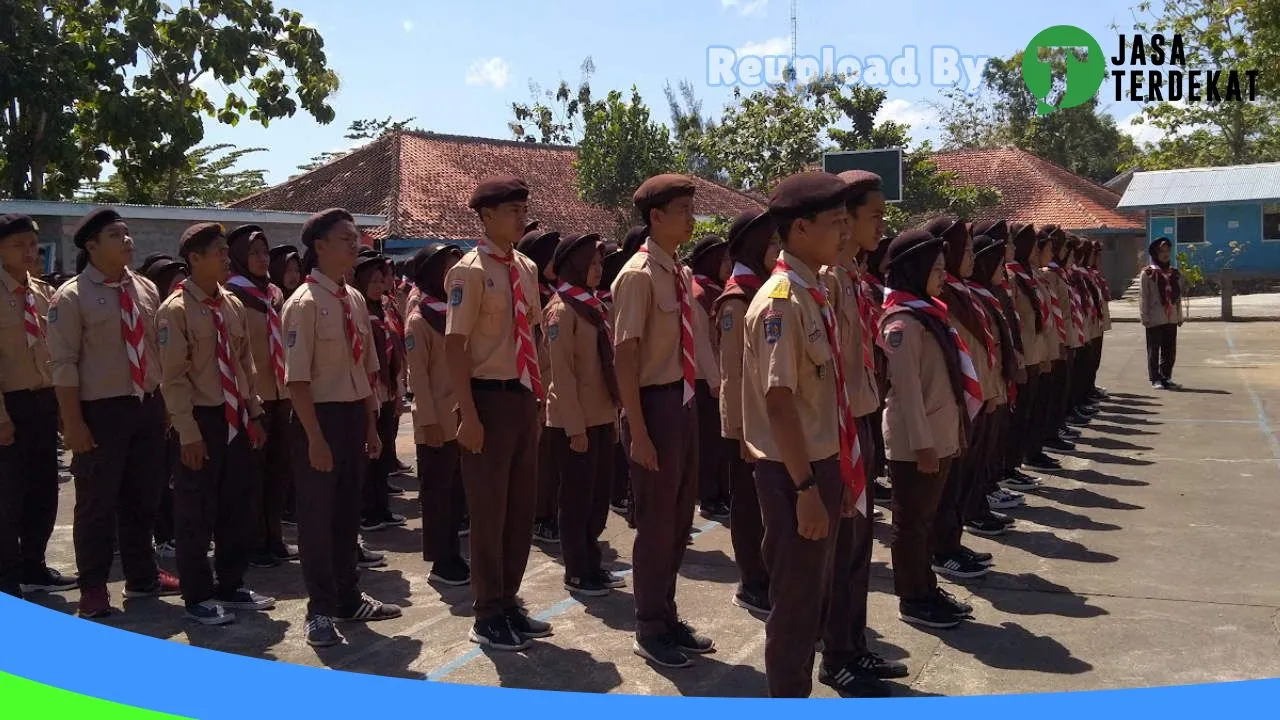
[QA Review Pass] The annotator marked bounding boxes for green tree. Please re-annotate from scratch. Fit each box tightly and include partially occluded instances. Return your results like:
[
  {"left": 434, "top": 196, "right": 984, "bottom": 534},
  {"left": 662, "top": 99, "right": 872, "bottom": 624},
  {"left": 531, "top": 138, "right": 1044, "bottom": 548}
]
[
  {"left": 574, "top": 87, "right": 676, "bottom": 231},
  {"left": 86, "top": 143, "right": 268, "bottom": 206},
  {"left": 295, "top": 116, "right": 421, "bottom": 173},
  {"left": 665, "top": 79, "right": 720, "bottom": 180},
  {"left": 509, "top": 57, "right": 596, "bottom": 145}
]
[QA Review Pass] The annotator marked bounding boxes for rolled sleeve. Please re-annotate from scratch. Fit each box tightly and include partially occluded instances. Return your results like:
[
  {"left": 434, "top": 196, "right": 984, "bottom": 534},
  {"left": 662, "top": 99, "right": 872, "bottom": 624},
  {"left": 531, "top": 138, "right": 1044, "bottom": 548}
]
[
  {"left": 718, "top": 300, "right": 746, "bottom": 439},
  {"left": 444, "top": 263, "right": 483, "bottom": 339},
  {"left": 282, "top": 298, "right": 315, "bottom": 384},
  {"left": 610, "top": 270, "right": 651, "bottom": 346},
  {"left": 405, "top": 314, "right": 439, "bottom": 429},
  {"left": 157, "top": 302, "right": 201, "bottom": 446},
  {"left": 883, "top": 319, "right": 934, "bottom": 452}
]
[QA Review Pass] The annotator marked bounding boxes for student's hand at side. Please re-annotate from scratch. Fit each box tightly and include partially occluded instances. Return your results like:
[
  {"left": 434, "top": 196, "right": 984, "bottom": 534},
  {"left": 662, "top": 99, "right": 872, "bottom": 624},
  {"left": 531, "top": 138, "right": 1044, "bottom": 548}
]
[
  {"left": 181, "top": 441, "right": 207, "bottom": 471},
  {"left": 916, "top": 447, "right": 940, "bottom": 474}
]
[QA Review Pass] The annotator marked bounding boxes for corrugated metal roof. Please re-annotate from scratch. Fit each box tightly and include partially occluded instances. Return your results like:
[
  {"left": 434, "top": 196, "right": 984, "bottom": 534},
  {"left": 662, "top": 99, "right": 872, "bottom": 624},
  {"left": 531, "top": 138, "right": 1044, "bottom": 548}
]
[{"left": 1117, "top": 162, "right": 1280, "bottom": 209}]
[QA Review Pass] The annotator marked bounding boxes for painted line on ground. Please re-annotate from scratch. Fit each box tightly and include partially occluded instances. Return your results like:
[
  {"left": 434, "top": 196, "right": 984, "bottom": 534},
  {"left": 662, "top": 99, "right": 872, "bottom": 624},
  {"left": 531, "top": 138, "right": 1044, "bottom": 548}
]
[
  {"left": 1225, "top": 327, "right": 1280, "bottom": 472},
  {"left": 424, "top": 519, "right": 723, "bottom": 683}
]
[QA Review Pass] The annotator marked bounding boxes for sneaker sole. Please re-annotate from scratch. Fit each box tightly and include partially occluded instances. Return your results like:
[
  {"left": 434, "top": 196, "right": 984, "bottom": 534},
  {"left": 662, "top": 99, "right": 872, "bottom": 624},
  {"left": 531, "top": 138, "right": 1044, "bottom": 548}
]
[
  {"left": 469, "top": 627, "right": 530, "bottom": 651},
  {"left": 564, "top": 583, "right": 610, "bottom": 597},
  {"left": 931, "top": 564, "right": 991, "bottom": 579},
  {"left": 123, "top": 588, "right": 182, "bottom": 599},
  {"left": 218, "top": 600, "right": 276, "bottom": 612},
  {"left": 898, "top": 612, "right": 961, "bottom": 629},
  {"left": 458, "top": 529, "right": 470, "bottom": 537},
  {"left": 428, "top": 573, "right": 471, "bottom": 587},
  {"left": 599, "top": 577, "right": 626, "bottom": 589},
  {"left": 732, "top": 595, "right": 771, "bottom": 615},
  {"left": 307, "top": 634, "right": 344, "bottom": 648},
  {"left": 357, "top": 560, "right": 387, "bottom": 569},
  {"left": 632, "top": 640, "right": 692, "bottom": 668},
  {"left": 338, "top": 609, "right": 402, "bottom": 623},
  {"left": 382, "top": 519, "right": 408, "bottom": 527},
  {"left": 987, "top": 499, "right": 1022, "bottom": 510},
  {"left": 965, "top": 526, "right": 1007, "bottom": 537},
  {"left": 188, "top": 612, "right": 236, "bottom": 626},
  {"left": 78, "top": 608, "right": 114, "bottom": 619},
  {"left": 532, "top": 536, "right": 560, "bottom": 545},
  {"left": 819, "top": 676, "right": 892, "bottom": 698},
  {"left": 360, "top": 524, "right": 388, "bottom": 533},
  {"left": 249, "top": 560, "right": 282, "bottom": 569}
]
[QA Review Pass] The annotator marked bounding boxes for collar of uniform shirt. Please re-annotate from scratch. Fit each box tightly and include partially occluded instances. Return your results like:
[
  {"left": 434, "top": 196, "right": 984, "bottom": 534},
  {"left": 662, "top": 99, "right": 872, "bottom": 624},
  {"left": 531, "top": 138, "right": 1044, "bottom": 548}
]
[
  {"left": 777, "top": 248, "right": 823, "bottom": 288},
  {"left": 640, "top": 238, "right": 678, "bottom": 273},
  {"left": 182, "top": 280, "right": 223, "bottom": 304},
  {"left": 81, "top": 262, "right": 131, "bottom": 286},
  {"left": 307, "top": 269, "right": 347, "bottom": 295},
  {"left": 478, "top": 236, "right": 516, "bottom": 260},
  {"left": 0, "top": 266, "right": 31, "bottom": 294}
]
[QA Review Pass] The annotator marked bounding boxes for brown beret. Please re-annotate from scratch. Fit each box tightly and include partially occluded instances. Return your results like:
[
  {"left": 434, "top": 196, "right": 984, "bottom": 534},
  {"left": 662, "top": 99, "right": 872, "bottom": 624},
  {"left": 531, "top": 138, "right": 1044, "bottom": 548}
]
[
  {"left": 227, "top": 224, "right": 266, "bottom": 251},
  {"left": 552, "top": 233, "right": 601, "bottom": 275},
  {"left": 300, "top": 208, "right": 354, "bottom": 248},
  {"left": 768, "top": 172, "right": 851, "bottom": 218},
  {"left": 838, "top": 170, "right": 884, "bottom": 201},
  {"left": 178, "top": 222, "right": 226, "bottom": 258},
  {"left": 0, "top": 214, "right": 38, "bottom": 241},
  {"left": 469, "top": 175, "right": 529, "bottom": 211},
  {"left": 633, "top": 174, "right": 696, "bottom": 212},
  {"left": 726, "top": 210, "right": 776, "bottom": 259},
  {"left": 74, "top": 208, "right": 124, "bottom": 249}
]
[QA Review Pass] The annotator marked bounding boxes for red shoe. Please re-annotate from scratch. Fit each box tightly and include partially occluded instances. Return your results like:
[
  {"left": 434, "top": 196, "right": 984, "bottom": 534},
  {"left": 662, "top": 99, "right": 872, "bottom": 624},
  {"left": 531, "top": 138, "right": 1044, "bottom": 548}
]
[
  {"left": 123, "top": 570, "right": 182, "bottom": 599},
  {"left": 77, "top": 586, "right": 114, "bottom": 618}
]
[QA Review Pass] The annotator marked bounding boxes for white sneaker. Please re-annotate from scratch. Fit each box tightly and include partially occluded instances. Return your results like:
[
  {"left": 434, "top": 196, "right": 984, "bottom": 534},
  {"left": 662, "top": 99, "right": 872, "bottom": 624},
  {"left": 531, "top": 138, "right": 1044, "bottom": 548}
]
[{"left": 987, "top": 488, "right": 1025, "bottom": 509}]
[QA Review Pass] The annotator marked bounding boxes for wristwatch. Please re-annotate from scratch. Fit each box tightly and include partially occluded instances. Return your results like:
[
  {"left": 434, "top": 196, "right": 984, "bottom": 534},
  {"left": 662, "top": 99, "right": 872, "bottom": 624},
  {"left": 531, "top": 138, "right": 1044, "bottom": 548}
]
[{"left": 794, "top": 475, "right": 818, "bottom": 493}]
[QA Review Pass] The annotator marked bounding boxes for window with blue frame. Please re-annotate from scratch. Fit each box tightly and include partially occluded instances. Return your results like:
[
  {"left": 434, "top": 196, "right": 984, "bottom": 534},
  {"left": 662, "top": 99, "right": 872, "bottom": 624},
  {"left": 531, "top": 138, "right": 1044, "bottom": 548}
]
[
  {"left": 1264, "top": 203, "right": 1280, "bottom": 241},
  {"left": 1175, "top": 206, "right": 1205, "bottom": 243}
]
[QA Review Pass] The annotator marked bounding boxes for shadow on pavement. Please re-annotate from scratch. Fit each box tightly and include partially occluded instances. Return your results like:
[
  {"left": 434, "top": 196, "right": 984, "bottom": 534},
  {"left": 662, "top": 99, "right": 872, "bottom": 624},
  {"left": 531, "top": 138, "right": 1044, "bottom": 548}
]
[
  {"left": 1072, "top": 435, "right": 1153, "bottom": 452},
  {"left": 487, "top": 642, "right": 624, "bottom": 693},
  {"left": 1094, "top": 414, "right": 1162, "bottom": 427},
  {"left": 650, "top": 651, "right": 770, "bottom": 698},
  {"left": 967, "top": 572, "right": 1109, "bottom": 619},
  {"left": 986, "top": 529, "right": 1120, "bottom": 563},
  {"left": 1009, "top": 504, "right": 1122, "bottom": 532},
  {"left": 1172, "top": 387, "right": 1231, "bottom": 395},
  {"left": 1097, "top": 405, "right": 1159, "bottom": 416},
  {"left": 1025, "top": 485, "right": 1145, "bottom": 511},
  {"left": 1085, "top": 422, "right": 1158, "bottom": 437},
  {"left": 1069, "top": 449, "right": 1156, "bottom": 467},
  {"left": 923, "top": 620, "right": 1092, "bottom": 675},
  {"left": 677, "top": 548, "right": 737, "bottom": 584},
  {"left": 315, "top": 625, "right": 425, "bottom": 679},
  {"left": 1052, "top": 468, "right": 1150, "bottom": 488}
]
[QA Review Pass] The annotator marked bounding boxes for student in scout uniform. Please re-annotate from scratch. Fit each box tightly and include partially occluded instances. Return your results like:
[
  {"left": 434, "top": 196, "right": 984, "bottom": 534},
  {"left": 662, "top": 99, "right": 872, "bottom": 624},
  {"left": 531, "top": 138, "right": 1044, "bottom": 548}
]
[
  {"left": 516, "top": 227, "right": 564, "bottom": 545},
  {"left": 269, "top": 245, "right": 303, "bottom": 299},
  {"left": 714, "top": 209, "right": 778, "bottom": 617},
  {"left": 685, "top": 235, "right": 731, "bottom": 520},
  {"left": 612, "top": 173, "right": 718, "bottom": 669},
  {"left": 600, "top": 245, "right": 633, "bottom": 520},
  {"left": 47, "top": 208, "right": 181, "bottom": 618},
  {"left": 1065, "top": 237, "right": 1103, "bottom": 420},
  {"left": 141, "top": 255, "right": 188, "bottom": 559},
  {"left": 283, "top": 208, "right": 401, "bottom": 648},
  {"left": 1003, "top": 223, "right": 1049, "bottom": 485},
  {"left": 405, "top": 243, "right": 470, "bottom": 586},
  {"left": 862, "top": 234, "right": 892, "bottom": 501},
  {"left": 1086, "top": 240, "right": 1113, "bottom": 398},
  {"left": 1036, "top": 227, "right": 1077, "bottom": 456},
  {"left": 224, "top": 225, "right": 299, "bottom": 569},
  {"left": 0, "top": 215, "right": 78, "bottom": 599},
  {"left": 444, "top": 176, "right": 551, "bottom": 652},
  {"left": 879, "top": 229, "right": 976, "bottom": 631},
  {"left": 157, "top": 223, "right": 275, "bottom": 626},
  {"left": 1024, "top": 231, "right": 1066, "bottom": 469},
  {"left": 351, "top": 253, "right": 408, "bottom": 533},
  {"left": 545, "top": 233, "right": 624, "bottom": 597},
  {"left": 739, "top": 172, "right": 862, "bottom": 697}
]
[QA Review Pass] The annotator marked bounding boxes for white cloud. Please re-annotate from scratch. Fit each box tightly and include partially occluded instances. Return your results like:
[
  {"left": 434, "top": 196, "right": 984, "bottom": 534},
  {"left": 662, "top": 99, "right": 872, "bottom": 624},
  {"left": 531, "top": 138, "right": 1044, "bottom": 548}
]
[
  {"left": 875, "top": 98, "right": 937, "bottom": 138},
  {"left": 722, "top": 0, "right": 769, "bottom": 16},
  {"left": 402, "top": 20, "right": 414, "bottom": 33},
  {"left": 465, "top": 57, "right": 510, "bottom": 89},
  {"left": 736, "top": 36, "right": 790, "bottom": 57},
  {"left": 1118, "top": 101, "right": 1193, "bottom": 146}
]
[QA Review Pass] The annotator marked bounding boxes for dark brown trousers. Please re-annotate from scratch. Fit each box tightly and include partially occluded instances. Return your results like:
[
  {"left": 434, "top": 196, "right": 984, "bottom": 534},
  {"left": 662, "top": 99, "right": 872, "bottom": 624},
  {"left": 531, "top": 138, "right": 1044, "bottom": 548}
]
[
  {"left": 695, "top": 381, "right": 728, "bottom": 505},
  {"left": 965, "top": 406, "right": 1008, "bottom": 522},
  {"left": 251, "top": 400, "right": 292, "bottom": 556},
  {"left": 461, "top": 384, "right": 539, "bottom": 620},
  {"left": 934, "top": 413, "right": 989, "bottom": 557},
  {"left": 154, "top": 431, "right": 178, "bottom": 546},
  {"left": 889, "top": 456, "right": 954, "bottom": 602},
  {"left": 175, "top": 406, "right": 254, "bottom": 606},
  {"left": 552, "top": 424, "right": 616, "bottom": 581},
  {"left": 821, "top": 417, "right": 877, "bottom": 668},
  {"left": 0, "top": 388, "right": 60, "bottom": 596},
  {"left": 1053, "top": 353, "right": 1075, "bottom": 429},
  {"left": 611, "top": 437, "right": 630, "bottom": 509},
  {"left": 361, "top": 401, "right": 396, "bottom": 523},
  {"left": 757, "top": 456, "right": 843, "bottom": 698},
  {"left": 294, "top": 401, "right": 367, "bottom": 619},
  {"left": 622, "top": 384, "right": 698, "bottom": 639},
  {"left": 536, "top": 419, "right": 560, "bottom": 524},
  {"left": 418, "top": 440, "right": 462, "bottom": 563},
  {"left": 1008, "top": 374, "right": 1037, "bottom": 470},
  {"left": 72, "top": 393, "right": 167, "bottom": 590},
  {"left": 727, "top": 444, "right": 768, "bottom": 597},
  {"left": 1028, "top": 366, "right": 1057, "bottom": 458}
]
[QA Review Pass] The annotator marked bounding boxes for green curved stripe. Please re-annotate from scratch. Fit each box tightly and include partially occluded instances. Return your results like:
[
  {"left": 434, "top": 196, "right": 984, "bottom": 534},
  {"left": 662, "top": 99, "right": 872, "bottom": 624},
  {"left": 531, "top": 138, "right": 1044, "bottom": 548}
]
[{"left": 0, "top": 671, "right": 190, "bottom": 719}]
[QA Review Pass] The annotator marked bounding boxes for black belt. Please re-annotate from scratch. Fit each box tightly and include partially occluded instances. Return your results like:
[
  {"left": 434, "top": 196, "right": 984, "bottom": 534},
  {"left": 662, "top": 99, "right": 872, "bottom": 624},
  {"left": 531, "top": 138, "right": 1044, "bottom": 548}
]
[
  {"left": 640, "top": 380, "right": 682, "bottom": 393},
  {"left": 471, "top": 378, "right": 530, "bottom": 393}
]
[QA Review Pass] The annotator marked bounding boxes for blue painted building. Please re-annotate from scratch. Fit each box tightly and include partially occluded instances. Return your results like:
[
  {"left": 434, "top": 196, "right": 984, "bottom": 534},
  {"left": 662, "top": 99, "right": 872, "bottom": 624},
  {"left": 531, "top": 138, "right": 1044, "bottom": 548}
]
[{"left": 1117, "top": 163, "right": 1280, "bottom": 275}]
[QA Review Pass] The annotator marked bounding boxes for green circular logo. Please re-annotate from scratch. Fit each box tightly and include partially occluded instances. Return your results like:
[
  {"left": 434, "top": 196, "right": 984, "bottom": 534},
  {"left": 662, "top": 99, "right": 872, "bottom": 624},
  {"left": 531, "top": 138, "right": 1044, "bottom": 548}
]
[{"left": 1022, "top": 25, "right": 1107, "bottom": 115}]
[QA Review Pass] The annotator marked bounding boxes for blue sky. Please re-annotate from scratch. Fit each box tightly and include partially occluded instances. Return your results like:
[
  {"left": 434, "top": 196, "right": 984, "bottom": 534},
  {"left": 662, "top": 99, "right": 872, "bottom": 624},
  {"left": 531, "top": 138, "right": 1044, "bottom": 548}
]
[{"left": 200, "top": 0, "right": 1159, "bottom": 186}]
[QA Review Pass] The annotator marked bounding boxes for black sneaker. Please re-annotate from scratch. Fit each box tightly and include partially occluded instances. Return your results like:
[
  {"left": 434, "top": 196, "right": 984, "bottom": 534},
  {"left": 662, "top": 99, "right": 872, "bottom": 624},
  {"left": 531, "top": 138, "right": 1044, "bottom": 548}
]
[
  {"left": 596, "top": 569, "right": 626, "bottom": 589},
  {"left": 818, "top": 663, "right": 891, "bottom": 697},
  {"left": 1066, "top": 413, "right": 1089, "bottom": 427},
  {"left": 565, "top": 575, "right": 610, "bottom": 597},
  {"left": 216, "top": 588, "right": 276, "bottom": 611},
  {"left": 429, "top": 558, "right": 471, "bottom": 587},
  {"left": 965, "top": 516, "right": 1007, "bottom": 537},
  {"left": 936, "top": 587, "right": 974, "bottom": 616},
  {"left": 532, "top": 521, "right": 560, "bottom": 544},
  {"left": 873, "top": 478, "right": 892, "bottom": 501},
  {"left": 305, "top": 616, "right": 343, "bottom": 647},
  {"left": 272, "top": 544, "right": 300, "bottom": 561},
  {"left": 357, "top": 545, "right": 386, "bottom": 569},
  {"left": 633, "top": 634, "right": 692, "bottom": 668},
  {"left": 899, "top": 599, "right": 962, "bottom": 629},
  {"left": 1079, "top": 403, "right": 1100, "bottom": 415},
  {"left": 670, "top": 619, "right": 714, "bottom": 654},
  {"left": 281, "top": 512, "right": 297, "bottom": 527},
  {"left": 249, "top": 551, "right": 281, "bottom": 569},
  {"left": 338, "top": 593, "right": 402, "bottom": 622},
  {"left": 186, "top": 601, "right": 236, "bottom": 626},
  {"left": 20, "top": 567, "right": 78, "bottom": 594},
  {"left": 931, "top": 553, "right": 990, "bottom": 579},
  {"left": 958, "top": 545, "right": 994, "bottom": 567},
  {"left": 469, "top": 616, "right": 530, "bottom": 651},
  {"left": 1060, "top": 426, "right": 1082, "bottom": 439},
  {"left": 610, "top": 499, "right": 629, "bottom": 515},
  {"left": 852, "top": 651, "right": 910, "bottom": 680},
  {"left": 360, "top": 518, "right": 387, "bottom": 533},
  {"left": 381, "top": 512, "right": 407, "bottom": 528},
  {"left": 1163, "top": 380, "right": 1182, "bottom": 391},
  {"left": 458, "top": 517, "right": 470, "bottom": 537},
  {"left": 1044, "top": 437, "right": 1075, "bottom": 452},
  {"left": 1002, "top": 470, "right": 1042, "bottom": 489},
  {"left": 386, "top": 483, "right": 406, "bottom": 496},
  {"left": 732, "top": 587, "right": 771, "bottom": 615},
  {"left": 989, "top": 511, "right": 1017, "bottom": 528},
  {"left": 505, "top": 607, "right": 553, "bottom": 639},
  {"left": 699, "top": 500, "right": 730, "bottom": 520},
  {"left": 1025, "top": 453, "right": 1062, "bottom": 470}
]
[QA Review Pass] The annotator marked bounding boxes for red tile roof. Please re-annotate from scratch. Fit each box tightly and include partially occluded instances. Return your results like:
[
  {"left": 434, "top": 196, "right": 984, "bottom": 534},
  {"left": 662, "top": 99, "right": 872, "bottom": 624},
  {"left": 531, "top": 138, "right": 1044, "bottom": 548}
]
[
  {"left": 930, "top": 147, "right": 1145, "bottom": 232},
  {"left": 230, "top": 131, "right": 764, "bottom": 241}
]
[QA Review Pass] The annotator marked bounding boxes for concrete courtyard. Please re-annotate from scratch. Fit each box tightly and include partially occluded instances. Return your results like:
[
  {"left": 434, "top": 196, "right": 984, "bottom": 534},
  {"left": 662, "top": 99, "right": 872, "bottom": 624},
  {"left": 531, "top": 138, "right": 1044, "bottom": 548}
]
[{"left": 22, "top": 319, "right": 1280, "bottom": 698}]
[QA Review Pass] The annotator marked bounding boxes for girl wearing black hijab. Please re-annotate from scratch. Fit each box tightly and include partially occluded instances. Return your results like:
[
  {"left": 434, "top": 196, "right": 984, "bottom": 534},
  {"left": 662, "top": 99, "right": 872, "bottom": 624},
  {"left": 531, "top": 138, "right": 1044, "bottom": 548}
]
[
  {"left": 878, "top": 230, "right": 978, "bottom": 630},
  {"left": 1141, "top": 237, "right": 1183, "bottom": 389},
  {"left": 1039, "top": 226, "right": 1083, "bottom": 455},
  {"left": 1085, "top": 240, "right": 1112, "bottom": 400},
  {"left": 1067, "top": 238, "right": 1104, "bottom": 418},
  {"left": 268, "top": 245, "right": 302, "bottom": 297},
  {"left": 1003, "top": 223, "right": 1054, "bottom": 481},
  {"left": 143, "top": 257, "right": 188, "bottom": 559},
  {"left": 225, "top": 225, "right": 299, "bottom": 568},
  {"left": 353, "top": 255, "right": 407, "bottom": 534},
  {"left": 862, "top": 233, "right": 892, "bottom": 495}
]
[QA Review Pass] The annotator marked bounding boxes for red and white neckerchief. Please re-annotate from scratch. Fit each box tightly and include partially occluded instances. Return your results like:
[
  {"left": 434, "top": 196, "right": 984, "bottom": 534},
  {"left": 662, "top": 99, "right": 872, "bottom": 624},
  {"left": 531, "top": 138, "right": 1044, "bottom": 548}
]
[
  {"left": 861, "top": 274, "right": 886, "bottom": 336},
  {"left": 370, "top": 316, "right": 395, "bottom": 379},
  {"left": 844, "top": 265, "right": 874, "bottom": 374},
  {"left": 227, "top": 275, "right": 286, "bottom": 388},
  {"left": 970, "top": 283, "right": 1019, "bottom": 406},
  {"left": 555, "top": 281, "right": 613, "bottom": 342},
  {"left": 1074, "top": 267, "right": 1102, "bottom": 320},
  {"left": 596, "top": 288, "right": 612, "bottom": 305},
  {"left": 1007, "top": 261, "right": 1050, "bottom": 326},
  {"left": 181, "top": 283, "right": 256, "bottom": 445},
  {"left": 417, "top": 295, "right": 447, "bottom": 335},
  {"left": 479, "top": 240, "right": 543, "bottom": 399},
  {"left": 639, "top": 245, "right": 696, "bottom": 406},
  {"left": 101, "top": 273, "right": 147, "bottom": 397},
  {"left": 305, "top": 274, "right": 363, "bottom": 368},
  {"left": 1050, "top": 263, "right": 1085, "bottom": 345},
  {"left": 383, "top": 293, "right": 405, "bottom": 340},
  {"left": 1147, "top": 264, "right": 1176, "bottom": 319},
  {"left": 882, "top": 290, "right": 984, "bottom": 421},
  {"left": 693, "top": 274, "right": 723, "bottom": 297},
  {"left": 17, "top": 280, "right": 41, "bottom": 348},
  {"left": 1092, "top": 268, "right": 1112, "bottom": 302},
  {"left": 721, "top": 262, "right": 763, "bottom": 299},
  {"left": 774, "top": 257, "right": 866, "bottom": 512},
  {"left": 947, "top": 274, "right": 997, "bottom": 370},
  {"left": 1042, "top": 268, "right": 1067, "bottom": 344}
]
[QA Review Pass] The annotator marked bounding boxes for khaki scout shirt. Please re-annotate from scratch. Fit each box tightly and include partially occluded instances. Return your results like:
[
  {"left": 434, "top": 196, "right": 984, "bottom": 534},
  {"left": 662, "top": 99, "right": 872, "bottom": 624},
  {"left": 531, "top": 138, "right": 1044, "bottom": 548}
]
[
  {"left": 741, "top": 254, "right": 840, "bottom": 463},
  {"left": 881, "top": 311, "right": 962, "bottom": 462},
  {"left": 1034, "top": 268, "right": 1061, "bottom": 365},
  {"left": 281, "top": 271, "right": 378, "bottom": 404},
  {"left": 824, "top": 265, "right": 880, "bottom": 418},
  {"left": 611, "top": 239, "right": 719, "bottom": 388},
  {"left": 0, "top": 270, "right": 54, "bottom": 424},
  {"left": 1047, "top": 267, "right": 1084, "bottom": 350},
  {"left": 1011, "top": 279, "right": 1044, "bottom": 367},
  {"left": 241, "top": 288, "right": 287, "bottom": 402},
  {"left": 47, "top": 265, "right": 162, "bottom": 401},
  {"left": 157, "top": 283, "right": 263, "bottom": 445},
  {"left": 405, "top": 308, "right": 458, "bottom": 443},
  {"left": 544, "top": 294, "right": 618, "bottom": 437},
  {"left": 717, "top": 297, "right": 748, "bottom": 440},
  {"left": 952, "top": 318, "right": 997, "bottom": 402},
  {"left": 443, "top": 242, "right": 542, "bottom": 381}
]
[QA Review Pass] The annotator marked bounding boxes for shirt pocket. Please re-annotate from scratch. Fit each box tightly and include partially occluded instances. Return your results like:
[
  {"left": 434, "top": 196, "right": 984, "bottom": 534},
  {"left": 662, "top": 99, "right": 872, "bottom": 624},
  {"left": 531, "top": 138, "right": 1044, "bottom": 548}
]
[
  {"left": 479, "top": 290, "right": 509, "bottom": 334},
  {"left": 803, "top": 323, "right": 834, "bottom": 379}
]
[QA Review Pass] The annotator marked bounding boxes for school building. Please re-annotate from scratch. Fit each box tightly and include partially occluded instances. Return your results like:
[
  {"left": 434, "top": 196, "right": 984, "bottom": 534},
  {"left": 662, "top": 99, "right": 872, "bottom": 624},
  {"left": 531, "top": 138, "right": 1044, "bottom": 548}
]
[
  {"left": 228, "top": 131, "right": 766, "bottom": 260},
  {"left": 1115, "top": 162, "right": 1280, "bottom": 277}
]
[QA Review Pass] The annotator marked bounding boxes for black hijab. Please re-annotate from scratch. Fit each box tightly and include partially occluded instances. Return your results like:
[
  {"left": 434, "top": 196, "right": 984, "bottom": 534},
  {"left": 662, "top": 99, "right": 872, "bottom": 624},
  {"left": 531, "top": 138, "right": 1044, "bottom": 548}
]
[
  {"left": 1009, "top": 222, "right": 1044, "bottom": 332},
  {"left": 972, "top": 235, "right": 1021, "bottom": 381}
]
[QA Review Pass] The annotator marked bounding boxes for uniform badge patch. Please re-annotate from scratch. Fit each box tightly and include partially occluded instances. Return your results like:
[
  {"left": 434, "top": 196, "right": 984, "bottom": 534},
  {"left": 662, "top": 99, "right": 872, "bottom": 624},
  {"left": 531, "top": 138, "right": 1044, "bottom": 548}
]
[
  {"left": 157, "top": 325, "right": 169, "bottom": 346},
  {"left": 768, "top": 277, "right": 790, "bottom": 300},
  {"left": 486, "top": 278, "right": 495, "bottom": 288},
  {"left": 450, "top": 286, "right": 464, "bottom": 306},
  {"left": 888, "top": 328, "right": 904, "bottom": 348},
  {"left": 548, "top": 323, "right": 559, "bottom": 342},
  {"left": 287, "top": 330, "right": 297, "bottom": 348},
  {"left": 721, "top": 311, "right": 734, "bottom": 332},
  {"left": 405, "top": 334, "right": 416, "bottom": 351},
  {"left": 763, "top": 312, "right": 783, "bottom": 345},
  {"left": 320, "top": 307, "right": 329, "bottom": 316}
]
